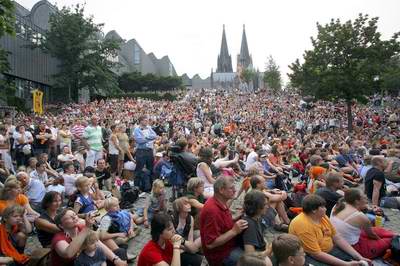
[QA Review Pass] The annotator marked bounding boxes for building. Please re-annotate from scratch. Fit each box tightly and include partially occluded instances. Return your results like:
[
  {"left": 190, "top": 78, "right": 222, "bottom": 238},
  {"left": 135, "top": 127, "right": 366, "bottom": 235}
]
[
  {"left": 104, "top": 30, "right": 177, "bottom": 77},
  {"left": 190, "top": 25, "right": 263, "bottom": 90},
  {"left": 0, "top": 0, "right": 178, "bottom": 105},
  {"left": 0, "top": 0, "right": 58, "bottom": 105}
]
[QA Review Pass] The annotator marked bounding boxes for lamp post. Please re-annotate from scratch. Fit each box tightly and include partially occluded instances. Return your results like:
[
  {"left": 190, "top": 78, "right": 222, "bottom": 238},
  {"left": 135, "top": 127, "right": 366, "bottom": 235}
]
[{"left": 374, "top": 75, "right": 383, "bottom": 109}]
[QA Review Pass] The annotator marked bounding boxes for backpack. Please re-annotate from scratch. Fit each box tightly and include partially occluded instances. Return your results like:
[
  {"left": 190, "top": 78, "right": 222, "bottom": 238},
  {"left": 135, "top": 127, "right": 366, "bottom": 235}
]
[{"left": 119, "top": 182, "right": 139, "bottom": 209}]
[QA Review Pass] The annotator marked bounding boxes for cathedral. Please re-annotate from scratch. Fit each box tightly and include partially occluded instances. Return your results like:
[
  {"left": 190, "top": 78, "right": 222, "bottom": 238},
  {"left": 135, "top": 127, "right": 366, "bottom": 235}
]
[{"left": 211, "top": 25, "right": 262, "bottom": 90}]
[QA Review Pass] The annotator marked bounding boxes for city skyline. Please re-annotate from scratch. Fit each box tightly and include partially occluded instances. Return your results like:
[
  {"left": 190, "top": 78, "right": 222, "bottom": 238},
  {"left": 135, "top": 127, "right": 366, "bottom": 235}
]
[{"left": 17, "top": 0, "right": 400, "bottom": 81}]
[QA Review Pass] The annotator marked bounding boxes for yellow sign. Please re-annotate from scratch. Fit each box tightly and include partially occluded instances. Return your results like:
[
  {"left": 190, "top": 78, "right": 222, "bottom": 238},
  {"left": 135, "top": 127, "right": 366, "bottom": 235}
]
[{"left": 32, "top": 90, "right": 43, "bottom": 114}]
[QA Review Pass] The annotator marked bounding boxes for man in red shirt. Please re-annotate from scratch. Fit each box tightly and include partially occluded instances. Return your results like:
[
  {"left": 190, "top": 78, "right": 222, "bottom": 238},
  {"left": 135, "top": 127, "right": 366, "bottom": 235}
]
[{"left": 200, "top": 176, "right": 248, "bottom": 266}]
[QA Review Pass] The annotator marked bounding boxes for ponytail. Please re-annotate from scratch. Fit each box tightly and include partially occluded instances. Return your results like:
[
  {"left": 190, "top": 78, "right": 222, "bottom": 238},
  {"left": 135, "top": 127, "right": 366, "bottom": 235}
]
[{"left": 332, "top": 197, "right": 346, "bottom": 216}]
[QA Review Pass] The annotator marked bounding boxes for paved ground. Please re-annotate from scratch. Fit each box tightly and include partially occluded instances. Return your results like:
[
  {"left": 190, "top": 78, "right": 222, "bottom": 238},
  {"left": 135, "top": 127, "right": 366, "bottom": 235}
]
[{"left": 26, "top": 182, "right": 400, "bottom": 266}]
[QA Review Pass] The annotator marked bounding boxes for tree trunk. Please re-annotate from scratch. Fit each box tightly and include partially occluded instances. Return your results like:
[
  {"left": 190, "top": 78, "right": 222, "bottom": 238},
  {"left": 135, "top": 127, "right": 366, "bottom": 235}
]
[{"left": 347, "top": 100, "right": 353, "bottom": 133}]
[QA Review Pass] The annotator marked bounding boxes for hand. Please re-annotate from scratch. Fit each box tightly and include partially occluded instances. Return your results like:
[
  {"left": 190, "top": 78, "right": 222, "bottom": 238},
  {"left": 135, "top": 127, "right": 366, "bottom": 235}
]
[
  {"left": 232, "top": 219, "right": 248, "bottom": 235},
  {"left": 114, "top": 258, "right": 128, "bottom": 266},
  {"left": 85, "top": 212, "right": 97, "bottom": 227},
  {"left": 116, "top": 232, "right": 127, "bottom": 238},
  {"left": 171, "top": 234, "right": 182, "bottom": 248},
  {"left": 359, "top": 257, "right": 372, "bottom": 265}
]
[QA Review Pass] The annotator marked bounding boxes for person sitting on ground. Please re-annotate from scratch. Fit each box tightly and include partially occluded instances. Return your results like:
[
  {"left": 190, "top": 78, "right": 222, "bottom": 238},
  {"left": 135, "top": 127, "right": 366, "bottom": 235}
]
[
  {"left": 95, "top": 158, "right": 112, "bottom": 191},
  {"left": 171, "top": 197, "right": 202, "bottom": 266},
  {"left": 0, "top": 205, "right": 32, "bottom": 265},
  {"left": 307, "top": 155, "right": 327, "bottom": 193},
  {"left": 63, "top": 162, "right": 80, "bottom": 198},
  {"left": 35, "top": 191, "right": 63, "bottom": 248},
  {"left": 237, "top": 252, "right": 273, "bottom": 266},
  {"left": 75, "top": 230, "right": 107, "bottom": 266},
  {"left": 99, "top": 197, "right": 141, "bottom": 252},
  {"left": 30, "top": 161, "right": 53, "bottom": 187},
  {"left": 137, "top": 213, "right": 184, "bottom": 266},
  {"left": 271, "top": 234, "right": 305, "bottom": 266},
  {"left": 144, "top": 179, "right": 167, "bottom": 228},
  {"left": 200, "top": 176, "right": 248, "bottom": 266},
  {"left": 26, "top": 157, "right": 38, "bottom": 174},
  {"left": 57, "top": 145, "right": 76, "bottom": 169},
  {"left": 73, "top": 176, "right": 100, "bottom": 218},
  {"left": 196, "top": 147, "right": 217, "bottom": 199},
  {"left": 289, "top": 194, "right": 370, "bottom": 266},
  {"left": 16, "top": 171, "right": 45, "bottom": 214},
  {"left": 250, "top": 175, "right": 291, "bottom": 227},
  {"left": 316, "top": 172, "right": 344, "bottom": 216},
  {"left": 365, "top": 156, "right": 400, "bottom": 209},
  {"left": 51, "top": 208, "right": 127, "bottom": 266},
  {"left": 241, "top": 190, "right": 269, "bottom": 256},
  {"left": 0, "top": 178, "right": 39, "bottom": 219},
  {"left": 330, "top": 188, "right": 396, "bottom": 259},
  {"left": 334, "top": 146, "right": 360, "bottom": 181}
]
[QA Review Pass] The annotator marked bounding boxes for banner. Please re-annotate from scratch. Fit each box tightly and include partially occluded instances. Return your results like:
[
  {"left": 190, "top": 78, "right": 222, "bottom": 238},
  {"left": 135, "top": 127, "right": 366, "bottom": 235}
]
[{"left": 32, "top": 89, "right": 43, "bottom": 115}]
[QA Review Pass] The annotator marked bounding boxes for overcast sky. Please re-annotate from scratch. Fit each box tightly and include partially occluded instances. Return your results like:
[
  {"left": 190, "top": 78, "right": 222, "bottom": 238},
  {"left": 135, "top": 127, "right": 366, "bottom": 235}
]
[{"left": 19, "top": 0, "right": 400, "bottom": 81}]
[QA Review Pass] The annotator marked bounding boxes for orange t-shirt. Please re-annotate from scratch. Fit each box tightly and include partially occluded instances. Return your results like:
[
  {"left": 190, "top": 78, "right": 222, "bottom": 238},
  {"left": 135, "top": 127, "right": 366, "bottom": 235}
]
[{"left": 0, "top": 194, "right": 29, "bottom": 214}]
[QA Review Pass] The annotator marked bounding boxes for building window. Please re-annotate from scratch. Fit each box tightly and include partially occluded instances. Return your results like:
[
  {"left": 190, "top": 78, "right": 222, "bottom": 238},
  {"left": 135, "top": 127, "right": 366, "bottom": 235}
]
[{"left": 133, "top": 44, "right": 140, "bottom": 65}]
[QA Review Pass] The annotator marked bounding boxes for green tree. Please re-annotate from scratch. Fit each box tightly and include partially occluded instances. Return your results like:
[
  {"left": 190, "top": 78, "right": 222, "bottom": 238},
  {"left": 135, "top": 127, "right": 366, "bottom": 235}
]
[
  {"left": 40, "top": 4, "right": 121, "bottom": 102},
  {"left": 289, "top": 14, "right": 400, "bottom": 132},
  {"left": 263, "top": 55, "right": 282, "bottom": 94},
  {"left": 381, "top": 55, "right": 400, "bottom": 96},
  {"left": 0, "top": 0, "right": 16, "bottom": 103},
  {"left": 241, "top": 68, "right": 255, "bottom": 87}
]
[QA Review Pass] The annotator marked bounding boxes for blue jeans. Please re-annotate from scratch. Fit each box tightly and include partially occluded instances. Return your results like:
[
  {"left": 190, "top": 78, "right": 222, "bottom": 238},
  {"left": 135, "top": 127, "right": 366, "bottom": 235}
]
[{"left": 222, "top": 247, "right": 243, "bottom": 266}]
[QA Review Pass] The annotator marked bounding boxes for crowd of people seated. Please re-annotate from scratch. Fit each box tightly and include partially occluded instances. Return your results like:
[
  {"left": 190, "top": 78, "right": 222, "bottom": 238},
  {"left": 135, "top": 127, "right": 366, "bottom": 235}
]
[{"left": 0, "top": 89, "right": 399, "bottom": 266}]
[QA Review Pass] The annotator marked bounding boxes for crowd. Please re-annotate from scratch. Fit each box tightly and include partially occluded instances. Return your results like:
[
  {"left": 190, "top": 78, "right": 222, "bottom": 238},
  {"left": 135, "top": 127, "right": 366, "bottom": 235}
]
[{"left": 0, "top": 88, "right": 399, "bottom": 266}]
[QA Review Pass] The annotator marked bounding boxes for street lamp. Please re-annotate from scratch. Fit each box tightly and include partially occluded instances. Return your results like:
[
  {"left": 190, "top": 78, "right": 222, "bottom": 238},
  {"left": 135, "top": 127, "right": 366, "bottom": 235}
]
[{"left": 374, "top": 75, "right": 383, "bottom": 108}]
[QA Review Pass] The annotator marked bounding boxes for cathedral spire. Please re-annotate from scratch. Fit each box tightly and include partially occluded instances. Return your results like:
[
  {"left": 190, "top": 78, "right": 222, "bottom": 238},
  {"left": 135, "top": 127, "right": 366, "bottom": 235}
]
[
  {"left": 238, "top": 24, "right": 252, "bottom": 69},
  {"left": 216, "top": 24, "right": 233, "bottom": 73}
]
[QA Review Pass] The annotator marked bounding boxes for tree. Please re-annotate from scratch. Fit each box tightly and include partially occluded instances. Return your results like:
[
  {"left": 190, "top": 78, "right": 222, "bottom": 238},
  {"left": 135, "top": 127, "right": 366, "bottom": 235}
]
[
  {"left": 118, "top": 71, "right": 182, "bottom": 92},
  {"left": 381, "top": 55, "right": 400, "bottom": 96},
  {"left": 289, "top": 14, "right": 400, "bottom": 132},
  {"left": 40, "top": 4, "right": 121, "bottom": 102},
  {"left": 241, "top": 68, "right": 255, "bottom": 87},
  {"left": 263, "top": 55, "right": 282, "bottom": 94},
  {"left": 0, "top": 0, "right": 16, "bottom": 103}
]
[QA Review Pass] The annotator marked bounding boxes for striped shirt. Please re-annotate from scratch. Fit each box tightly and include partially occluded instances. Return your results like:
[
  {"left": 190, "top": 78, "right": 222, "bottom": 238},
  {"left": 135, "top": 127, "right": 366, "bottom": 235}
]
[
  {"left": 83, "top": 125, "right": 103, "bottom": 151},
  {"left": 71, "top": 125, "right": 85, "bottom": 139}
]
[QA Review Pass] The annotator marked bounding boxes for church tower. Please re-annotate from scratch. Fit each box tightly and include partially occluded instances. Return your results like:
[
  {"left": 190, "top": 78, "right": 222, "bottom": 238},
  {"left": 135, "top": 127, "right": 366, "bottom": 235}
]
[
  {"left": 216, "top": 25, "right": 233, "bottom": 73},
  {"left": 237, "top": 24, "right": 253, "bottom": 71}
]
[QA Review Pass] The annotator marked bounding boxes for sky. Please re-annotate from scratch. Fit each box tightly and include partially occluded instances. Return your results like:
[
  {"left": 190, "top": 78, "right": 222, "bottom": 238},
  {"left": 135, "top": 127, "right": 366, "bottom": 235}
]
[{"left": 18, "top": 0, "right": 400, "bottom": 82}]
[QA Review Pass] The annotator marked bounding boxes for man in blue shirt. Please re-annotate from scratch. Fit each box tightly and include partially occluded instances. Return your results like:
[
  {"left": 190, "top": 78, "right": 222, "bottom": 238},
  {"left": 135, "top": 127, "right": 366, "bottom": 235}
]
[
  {"left": 133, "top": 115, "right": 157, "bottom": 192},
  {"left": 16, "top": 171, "right": 46, "bottom": 212}
]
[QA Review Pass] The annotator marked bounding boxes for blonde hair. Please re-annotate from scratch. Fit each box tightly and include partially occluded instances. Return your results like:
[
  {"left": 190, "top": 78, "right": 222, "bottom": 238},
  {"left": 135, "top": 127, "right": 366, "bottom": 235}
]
[
  {"left": 186, "top": 177, "right": 204, "bottom": 193},
  {"left": 82, "top": 230, "right": 99, "bottom": 249},
  {"left": 75, "top": 176, "right": 90, "bottom": 188},
  {"left": 0, "top": 179, "right": 21, "bottom": 200},
  {"left": 104, "top": 197, "right": 119, "bottom": 210},
  {"left": 2, "top": 205, "right": 24, "bottom": 222},
  {"left": 172, "top": 197, "right": 189, "bottom": 214},
  {"left": 151, "top": 179, "right": 164, "bottom": 195}
]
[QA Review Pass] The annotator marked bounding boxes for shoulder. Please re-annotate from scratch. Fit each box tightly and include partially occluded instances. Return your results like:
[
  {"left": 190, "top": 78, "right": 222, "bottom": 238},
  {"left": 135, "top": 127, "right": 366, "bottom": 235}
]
[{"left": 16, "top": 194, "right": 29, "bottom": 205}]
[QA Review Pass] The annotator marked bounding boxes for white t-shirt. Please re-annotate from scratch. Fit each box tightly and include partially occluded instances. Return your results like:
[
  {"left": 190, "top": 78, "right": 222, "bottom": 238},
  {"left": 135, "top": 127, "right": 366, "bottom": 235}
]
[
  {"left": 12, "top": 131, "right": 33, "bottom": 148},
  {"left": 245, "top": 151, "right": 258, "bottom": 171},
  {"left": 63, "top": 173, "right": 81, "bottom": 196},
  {"left": 47, "top": 184, "right": 65, "bottom": 194}
]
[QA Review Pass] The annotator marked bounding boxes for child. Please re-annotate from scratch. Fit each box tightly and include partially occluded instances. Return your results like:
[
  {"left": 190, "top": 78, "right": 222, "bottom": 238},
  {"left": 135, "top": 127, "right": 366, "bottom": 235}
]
[
  {"left": 272, "top": 234, "right": 305, "bottom": 266},
  {"left": 73, "top": 176, "right": 99, "bottom": 218},
  {"left": 75, "top": 230, "right": 106, "bottom": 266},
  {"left": 143, "top": 179, "right": 167, "bottom": 228},
  {"left": 99, "top": 197, "right": 141, "bottom": 250}
]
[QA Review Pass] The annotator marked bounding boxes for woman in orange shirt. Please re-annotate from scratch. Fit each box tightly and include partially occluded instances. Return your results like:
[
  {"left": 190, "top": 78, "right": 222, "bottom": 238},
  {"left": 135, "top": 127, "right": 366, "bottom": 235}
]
[{"left": 0, "top": 179, "right": 39, "bottom": 220}]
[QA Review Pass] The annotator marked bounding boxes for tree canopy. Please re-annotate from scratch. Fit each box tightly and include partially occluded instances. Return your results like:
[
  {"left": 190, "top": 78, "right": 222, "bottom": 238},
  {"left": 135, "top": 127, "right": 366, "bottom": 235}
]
[
  {"left": 118, "top": 72, "right": 182, "bottom": 92},
  {"left": 263, "top": 55, "right": 282, "bottom": 94},
  {"left": 40, "top": 4, "right": 121, "bottom": 102},
  {"left": 288, "top": 14, "right": 400, "bottom": 132}
]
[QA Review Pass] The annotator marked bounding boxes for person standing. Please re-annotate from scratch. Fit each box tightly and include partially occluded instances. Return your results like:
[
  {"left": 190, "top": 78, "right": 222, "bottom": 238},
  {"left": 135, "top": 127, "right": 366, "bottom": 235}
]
[
  {"left": 33, "top": 120, "right": 52, "bottom": 156},
  {"left": 133, "top": 115, "right": 157, "bottom": 192},
  {"left": 83, "top": 116, "right": 104, "bottom": 168}
]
